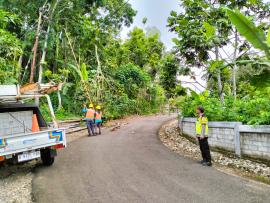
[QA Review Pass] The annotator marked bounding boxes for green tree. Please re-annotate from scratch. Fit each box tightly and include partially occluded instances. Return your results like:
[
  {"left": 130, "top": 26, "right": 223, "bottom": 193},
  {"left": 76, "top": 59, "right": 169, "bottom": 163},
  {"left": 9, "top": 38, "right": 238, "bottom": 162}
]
[
  {"left": 160, "top": 54, "right": 186, "bottom": 98},
  {"left": 0, "top": 1, "right": 169, "bottom": 120},
  {"left": 123, "top": 27, "right": 164, "bottom": 80},
  {"left": 0, "top": 9, "right": 22, "bottom": 84},
  {"left": 114, "top": 63, "right": 150, "bottom": 98},
  {"left": 225, "top": 8, "right": 270, "bottom": 87},
  {"left": 168, "top": 0, "right": 229, "bottom": 102},
  {"left": 168, "top": 0, "right": 270, "bottom": 101}
]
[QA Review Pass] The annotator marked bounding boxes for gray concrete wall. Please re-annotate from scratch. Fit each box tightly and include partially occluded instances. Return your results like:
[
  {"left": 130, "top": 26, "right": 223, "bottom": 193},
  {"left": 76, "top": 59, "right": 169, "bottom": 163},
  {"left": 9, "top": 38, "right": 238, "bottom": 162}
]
[
  {"left": 0, "top": 111, "right": 33, "bottom": 136},
  {"left": 239, "top": 125, "right": 270, "bottom": 160},
  {"left": 180, "top": 117, "right": 270, "bottom": 160}
]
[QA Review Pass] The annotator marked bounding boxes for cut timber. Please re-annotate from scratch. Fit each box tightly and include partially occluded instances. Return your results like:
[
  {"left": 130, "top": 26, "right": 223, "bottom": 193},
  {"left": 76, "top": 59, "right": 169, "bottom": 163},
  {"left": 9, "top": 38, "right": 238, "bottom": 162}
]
[
  {"left": 40, "top": 83, "right": 63, "bottom": 94},
  {"left": 20, "top": 83, "right": 39, "bottom": 94},
  {"left": 19, "top": 83, "right": 63, "bottom": 95},
  {"left": 0, "top": 83, "right": 63, "bottom": 103}
]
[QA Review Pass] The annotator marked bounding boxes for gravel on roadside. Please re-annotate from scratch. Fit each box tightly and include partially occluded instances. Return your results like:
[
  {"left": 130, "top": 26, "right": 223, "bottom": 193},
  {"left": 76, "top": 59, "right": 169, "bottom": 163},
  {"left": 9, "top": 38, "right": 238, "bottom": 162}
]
[
  {"left": 159, "top": 120, "right": 270, "bottom": 182},
  {"left": 0, "top": 161, "right": 37, "bottom": 203}
]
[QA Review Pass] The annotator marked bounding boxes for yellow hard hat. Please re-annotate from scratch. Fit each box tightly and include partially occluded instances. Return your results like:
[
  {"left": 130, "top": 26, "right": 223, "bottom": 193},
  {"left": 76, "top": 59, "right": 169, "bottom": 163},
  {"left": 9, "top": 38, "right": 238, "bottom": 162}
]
[
  {"left": 89, "top": 104, "right": 94, "bottom": 108},
  {"left": 96, "top": 105, "right": 101, "bottom": 110}
]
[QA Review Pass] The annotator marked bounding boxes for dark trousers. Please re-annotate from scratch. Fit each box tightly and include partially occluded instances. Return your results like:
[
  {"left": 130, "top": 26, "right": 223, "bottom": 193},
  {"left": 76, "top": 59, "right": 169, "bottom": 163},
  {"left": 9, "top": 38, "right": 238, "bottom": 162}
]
[
  {"left": 198, "top": 137, "right": 211, "bottom": 163},
  {"left": 96, "top": 122, "right": 101, "bottom": 134},
  {"left": 86, "top": 120, "right": 95, "bottom": 136}
]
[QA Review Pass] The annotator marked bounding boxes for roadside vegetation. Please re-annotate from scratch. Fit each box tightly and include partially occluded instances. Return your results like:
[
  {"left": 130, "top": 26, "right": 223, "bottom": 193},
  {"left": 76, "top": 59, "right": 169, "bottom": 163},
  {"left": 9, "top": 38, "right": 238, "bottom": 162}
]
[
  {"left": 168, "top": 0, "right": 270, "bottom": 125},
  {"left": 1, "top": 0, "right": 270, "bottom": 124},
  {"left": 0, "top": 0, "right": 184, "bottom": 121}
]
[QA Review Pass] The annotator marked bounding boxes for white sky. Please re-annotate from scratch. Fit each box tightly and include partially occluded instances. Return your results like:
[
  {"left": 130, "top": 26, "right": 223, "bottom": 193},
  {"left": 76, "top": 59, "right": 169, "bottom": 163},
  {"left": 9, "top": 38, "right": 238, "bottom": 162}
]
[{"left": 121, "top": 0, "right": 180, "bottom": 49}]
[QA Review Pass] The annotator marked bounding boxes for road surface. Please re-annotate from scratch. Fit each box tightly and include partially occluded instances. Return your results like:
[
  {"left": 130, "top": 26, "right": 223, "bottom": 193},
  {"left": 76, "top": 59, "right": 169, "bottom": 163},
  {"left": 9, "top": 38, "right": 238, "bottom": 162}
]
[{"left": 33, "top": 115, "right": 270, "bottom": 203}]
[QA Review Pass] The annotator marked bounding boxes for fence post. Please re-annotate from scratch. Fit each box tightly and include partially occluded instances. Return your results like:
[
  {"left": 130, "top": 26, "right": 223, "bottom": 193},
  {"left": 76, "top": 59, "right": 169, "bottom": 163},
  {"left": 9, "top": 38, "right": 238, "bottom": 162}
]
[
  {"left": 178, "top": 113, "right": 183, "bottom": 135},
  {"left": 234, "top": 123, "right": 241, "bottom": 157}
]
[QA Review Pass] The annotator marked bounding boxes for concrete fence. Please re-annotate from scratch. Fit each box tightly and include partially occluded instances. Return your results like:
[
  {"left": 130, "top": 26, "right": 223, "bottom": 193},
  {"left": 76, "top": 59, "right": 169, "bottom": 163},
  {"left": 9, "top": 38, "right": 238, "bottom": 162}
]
[{"left": 179, "top": 117, "right": 270, "bottom": 161}]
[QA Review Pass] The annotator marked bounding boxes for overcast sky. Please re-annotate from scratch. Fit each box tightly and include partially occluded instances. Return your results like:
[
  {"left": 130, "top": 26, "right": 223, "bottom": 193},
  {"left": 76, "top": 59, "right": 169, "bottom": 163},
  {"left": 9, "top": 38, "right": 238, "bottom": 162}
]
[{"left": 121, "top": 0, "right": 181, "bottom": 50}]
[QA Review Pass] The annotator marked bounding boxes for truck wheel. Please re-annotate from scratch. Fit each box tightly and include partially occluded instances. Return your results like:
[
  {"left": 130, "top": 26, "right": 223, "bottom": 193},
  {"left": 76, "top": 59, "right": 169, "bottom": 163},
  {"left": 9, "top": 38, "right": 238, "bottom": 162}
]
[{"left": 41, "top": 148, "right": 55, "bottom": 166}]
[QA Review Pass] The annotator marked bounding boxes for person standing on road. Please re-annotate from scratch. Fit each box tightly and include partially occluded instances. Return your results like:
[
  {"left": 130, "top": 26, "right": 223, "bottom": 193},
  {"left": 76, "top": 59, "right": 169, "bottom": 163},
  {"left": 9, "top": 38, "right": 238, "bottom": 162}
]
[
  {"left": 83, "top": 104, "right": 96, "bottom": 136},
  {"left": 196, "top": 106, "right": 212, "bottom": 166},
  {"left": 95, "top": 105, "right": 103, "bottom": 135}
]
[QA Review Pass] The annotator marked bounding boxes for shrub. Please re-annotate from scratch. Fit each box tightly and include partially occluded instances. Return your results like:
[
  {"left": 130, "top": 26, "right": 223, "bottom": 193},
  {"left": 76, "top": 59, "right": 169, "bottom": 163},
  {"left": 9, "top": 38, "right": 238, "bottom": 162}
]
[
  {"left": 178, "top": 89, "right": 270, "bottom": 125},
  {"left": 114, "top": 63, "right": 150, "bottom": 98}
]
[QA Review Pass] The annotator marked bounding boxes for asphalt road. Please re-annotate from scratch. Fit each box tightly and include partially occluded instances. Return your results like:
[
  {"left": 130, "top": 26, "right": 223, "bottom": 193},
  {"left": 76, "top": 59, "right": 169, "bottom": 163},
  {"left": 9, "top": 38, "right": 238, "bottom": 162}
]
[{"left": 33, "top": 115, "right": 270, "bottom": 203}]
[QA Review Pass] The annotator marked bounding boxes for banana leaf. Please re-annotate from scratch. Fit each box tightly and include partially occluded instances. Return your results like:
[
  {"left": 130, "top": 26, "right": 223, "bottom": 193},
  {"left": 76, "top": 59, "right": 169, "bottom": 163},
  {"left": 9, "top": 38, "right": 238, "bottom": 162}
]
[
  {"left": 80, "top": 63, "right": 89, "bottom": 82},
  {"left": 225, "top": 8, "right": 270, "bottom": 59},
  {"left": 250, "top": 68, "right": 270, "bottom": 88}
]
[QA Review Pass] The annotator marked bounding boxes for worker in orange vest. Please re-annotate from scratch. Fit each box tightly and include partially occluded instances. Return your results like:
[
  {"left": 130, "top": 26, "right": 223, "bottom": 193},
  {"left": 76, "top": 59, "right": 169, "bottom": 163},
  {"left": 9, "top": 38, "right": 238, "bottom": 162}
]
[
  {"left": 83, "top": 103, "right": 95, "bottom": 136},
  {"left": 95, "top": 105, "right": 103, "bottom": 135}
]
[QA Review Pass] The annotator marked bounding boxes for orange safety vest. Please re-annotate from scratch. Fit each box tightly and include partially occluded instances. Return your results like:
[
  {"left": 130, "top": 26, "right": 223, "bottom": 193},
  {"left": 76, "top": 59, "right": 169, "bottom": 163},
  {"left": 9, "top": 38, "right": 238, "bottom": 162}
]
[
  {"left": 85, "top": 109, "right": 95, "bottom": 119},
  {"left": 96, "top": 112, "right": 102, "bottom": 120}
]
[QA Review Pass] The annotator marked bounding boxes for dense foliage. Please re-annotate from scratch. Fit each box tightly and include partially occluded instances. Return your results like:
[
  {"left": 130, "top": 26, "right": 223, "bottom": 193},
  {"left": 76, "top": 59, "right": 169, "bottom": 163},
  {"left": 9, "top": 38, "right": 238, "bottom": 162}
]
[
  {"left": 0, "top": 1, "right": 184, "bottom": 120},
  {"left": 168, "top": 0, "right": 270, "bottom": 125},
  {"left": 178, "top": 89, "right": 270, "bottom": 125},
  {"left": 2, "top": 0, "right": 270, "bottom": 124},
  {"left": 0, "top": 9, "right": 22, "bottom": 83}
]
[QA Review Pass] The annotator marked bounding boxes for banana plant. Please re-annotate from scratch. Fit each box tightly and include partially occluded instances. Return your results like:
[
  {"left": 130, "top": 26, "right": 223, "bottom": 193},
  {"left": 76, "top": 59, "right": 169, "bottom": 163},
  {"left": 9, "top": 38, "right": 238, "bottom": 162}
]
[
  {"left": 225, "top": 8, "right": 270, "bottom": 87},
  {"left": 225, "top": 8, "right": 270, "bottom": 59}
]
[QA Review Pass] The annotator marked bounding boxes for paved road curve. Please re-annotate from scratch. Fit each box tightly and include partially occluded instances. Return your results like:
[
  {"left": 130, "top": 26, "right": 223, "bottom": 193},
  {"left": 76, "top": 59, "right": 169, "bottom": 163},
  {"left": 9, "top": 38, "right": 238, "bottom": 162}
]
[{"left": 33, "top": 115, "right": 270, "bottom": 203}]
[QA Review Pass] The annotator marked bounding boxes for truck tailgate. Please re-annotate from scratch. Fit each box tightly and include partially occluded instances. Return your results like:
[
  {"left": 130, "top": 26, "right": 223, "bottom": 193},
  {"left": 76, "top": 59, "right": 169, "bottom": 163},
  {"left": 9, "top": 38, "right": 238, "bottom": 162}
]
[{"left": 0, "top": 129, "right": 66, "bottom": 156}]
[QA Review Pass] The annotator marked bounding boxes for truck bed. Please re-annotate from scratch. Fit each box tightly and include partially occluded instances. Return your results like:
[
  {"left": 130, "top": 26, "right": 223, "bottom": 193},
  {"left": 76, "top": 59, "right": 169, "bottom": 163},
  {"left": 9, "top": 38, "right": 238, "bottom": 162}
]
[{"left": 0, "top": 128, "right": 66, "bottom": 156}]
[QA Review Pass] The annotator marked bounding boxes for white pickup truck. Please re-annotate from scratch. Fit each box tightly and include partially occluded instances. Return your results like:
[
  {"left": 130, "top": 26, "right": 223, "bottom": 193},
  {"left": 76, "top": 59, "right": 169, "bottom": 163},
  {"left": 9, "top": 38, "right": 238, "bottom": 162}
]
[{"left": 0, "top": 84, "right": 66, "bottom": 166}]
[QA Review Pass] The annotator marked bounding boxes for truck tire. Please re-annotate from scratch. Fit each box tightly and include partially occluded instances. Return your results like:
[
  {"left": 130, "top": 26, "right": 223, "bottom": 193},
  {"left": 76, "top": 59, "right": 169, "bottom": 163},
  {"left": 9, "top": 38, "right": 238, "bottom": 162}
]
[{"left": 41, "top": 148, "right": 55, "bottom": 166}]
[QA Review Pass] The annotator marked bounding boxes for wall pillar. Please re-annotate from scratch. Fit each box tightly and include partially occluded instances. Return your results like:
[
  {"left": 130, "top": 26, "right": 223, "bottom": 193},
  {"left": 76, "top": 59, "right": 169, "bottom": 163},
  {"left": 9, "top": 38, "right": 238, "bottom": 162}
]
[
  {"left": 178, "top": 114, "right": 183, "bottom": 135},
  {"left": 234, "top": 123, "right": 241, "bottom": 157}
]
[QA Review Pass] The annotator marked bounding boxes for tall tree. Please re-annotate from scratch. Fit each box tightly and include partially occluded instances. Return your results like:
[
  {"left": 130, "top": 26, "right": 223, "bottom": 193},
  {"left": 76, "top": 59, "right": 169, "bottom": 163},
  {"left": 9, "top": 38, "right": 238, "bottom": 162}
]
[
  {"left": 168, "top": 0, "right": 270, "bottom": 101},
  {"left": 160, "top": 54, "right": 185, "bottom": 98},
  {"left": 123, "top": 27, "right": 164, "bottom": 80}
]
